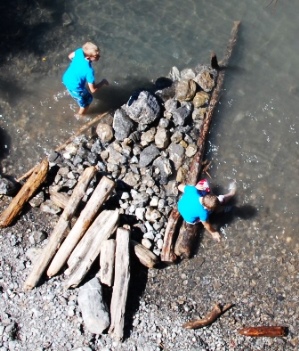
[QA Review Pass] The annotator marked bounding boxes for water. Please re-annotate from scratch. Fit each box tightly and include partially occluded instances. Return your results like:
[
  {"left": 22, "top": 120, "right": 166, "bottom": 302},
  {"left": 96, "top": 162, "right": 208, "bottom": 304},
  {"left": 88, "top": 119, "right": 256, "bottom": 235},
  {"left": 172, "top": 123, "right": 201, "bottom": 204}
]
[{"left": 0, "top": 0, "right": 298, "bottom": 347}]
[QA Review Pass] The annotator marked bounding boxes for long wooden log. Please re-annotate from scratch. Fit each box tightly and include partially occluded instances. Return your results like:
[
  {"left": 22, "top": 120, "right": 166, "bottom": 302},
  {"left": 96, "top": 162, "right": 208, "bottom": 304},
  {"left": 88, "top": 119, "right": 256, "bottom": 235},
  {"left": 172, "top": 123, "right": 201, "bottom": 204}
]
[
  {"left": 23, "top": 166, "right": 96, "bottom": 291},
  {"left": 0, "top": 159, "right": 49, "bottom": 228},
  {"left": 160, "top": 209, "right": 181, "bottom": 262},
  {"left": 108, "top": 227, "right": 130, "bottom": 341},
  {"left": 47, "top": 176, "right": 115, "bottom": 277},
  {"left": 170, "top": 21, "right": 241, "bottom": 259},
  {"left": 17, "top": 112, "right": 108, "bottom": 183},
  {"left": 182, "top": 303, "right": 234, "bottom": 329},
  {"left": 97, "top": 239, "right": 116, "bottom": 287},
  {"left": 131, "top": 240, "right": 159, "bottom": 268},
  {"left": 174, "top": 222, "right": 198, "bottom": 259},
  {"left": 64, "top": 209, "right": 119, "bottom": 289}
]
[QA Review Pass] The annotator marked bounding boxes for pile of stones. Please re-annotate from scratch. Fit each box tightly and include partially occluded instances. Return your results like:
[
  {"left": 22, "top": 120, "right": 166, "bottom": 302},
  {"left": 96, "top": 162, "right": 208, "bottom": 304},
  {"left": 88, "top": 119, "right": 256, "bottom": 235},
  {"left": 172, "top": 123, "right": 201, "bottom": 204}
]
[{"left": 34, "top": 63, "right": 218, "bottom": 259}]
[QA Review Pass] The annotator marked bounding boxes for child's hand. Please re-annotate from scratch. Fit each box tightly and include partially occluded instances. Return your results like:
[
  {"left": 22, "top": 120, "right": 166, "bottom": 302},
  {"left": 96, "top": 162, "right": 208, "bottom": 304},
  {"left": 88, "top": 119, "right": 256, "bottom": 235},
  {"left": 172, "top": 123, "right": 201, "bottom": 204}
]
[{"left": 211, "top": 231, "right": 221, "bottom": 242}]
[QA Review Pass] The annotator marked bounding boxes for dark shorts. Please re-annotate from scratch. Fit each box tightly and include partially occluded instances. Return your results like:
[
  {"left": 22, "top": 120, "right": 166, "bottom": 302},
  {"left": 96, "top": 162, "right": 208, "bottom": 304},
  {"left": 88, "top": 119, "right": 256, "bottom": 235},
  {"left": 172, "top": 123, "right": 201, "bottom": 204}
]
[{"left": 68, "top": 88, "right": 93, "bottom": 108}]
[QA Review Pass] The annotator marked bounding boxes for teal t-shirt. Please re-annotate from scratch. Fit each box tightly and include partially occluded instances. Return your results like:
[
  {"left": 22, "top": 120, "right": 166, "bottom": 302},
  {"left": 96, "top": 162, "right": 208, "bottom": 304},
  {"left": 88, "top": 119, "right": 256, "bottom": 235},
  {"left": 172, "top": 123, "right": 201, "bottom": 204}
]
[
  {"left": 62, "top": 48, "right": 95, "bottom": 92},
  {"left": 177, "top": 185, "right": 210, "bottom": 223}
]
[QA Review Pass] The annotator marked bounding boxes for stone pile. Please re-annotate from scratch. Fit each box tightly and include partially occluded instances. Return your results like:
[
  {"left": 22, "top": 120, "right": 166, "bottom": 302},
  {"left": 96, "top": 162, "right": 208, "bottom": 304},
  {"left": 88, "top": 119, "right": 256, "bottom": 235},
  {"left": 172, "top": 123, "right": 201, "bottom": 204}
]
[{"left": 36, "top": 63, "right": 217, "bottom": 259}]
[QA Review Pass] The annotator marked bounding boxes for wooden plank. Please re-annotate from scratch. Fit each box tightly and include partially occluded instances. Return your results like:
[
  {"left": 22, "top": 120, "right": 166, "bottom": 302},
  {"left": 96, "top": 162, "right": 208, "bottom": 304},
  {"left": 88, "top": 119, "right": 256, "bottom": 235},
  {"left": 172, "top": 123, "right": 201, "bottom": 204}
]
[
  {"left": 108, "top": 227, "right": 130, "bottom": 341},
  {"left": 47, "top": 176, "right": 115, "bottom": 277},
  {"left": 23, "top": 166, "right": 96, "bottom": 290},
  {"left": 0, "top": 159, "right": 49, "bottom": 228}
]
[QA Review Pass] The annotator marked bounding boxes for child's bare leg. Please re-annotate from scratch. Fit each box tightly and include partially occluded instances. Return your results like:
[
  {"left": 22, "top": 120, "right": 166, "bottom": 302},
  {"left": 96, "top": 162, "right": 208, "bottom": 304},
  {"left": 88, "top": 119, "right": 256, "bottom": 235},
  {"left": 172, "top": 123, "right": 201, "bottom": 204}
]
[{"left": 78, "top": 105, "right": 90, "bottom": 115}]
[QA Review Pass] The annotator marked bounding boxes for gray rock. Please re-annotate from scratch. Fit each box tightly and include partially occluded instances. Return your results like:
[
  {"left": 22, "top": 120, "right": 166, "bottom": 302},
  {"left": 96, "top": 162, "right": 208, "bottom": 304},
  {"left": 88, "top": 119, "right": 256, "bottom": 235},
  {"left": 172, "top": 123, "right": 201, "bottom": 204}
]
[
  {"left": 139, "top": 144, "right": 160, "bottom": 167},
  {"left": 123, "top": 91, "right": 161, "bottom": 129},
  {"left": 113, "top": 108, "right": 135, "bottom": 141},
  {"left": 78, "top": 278, "right": 110, "bottom": 334},
  {"left": 175, "top": 79, "right": 197, "bottom": 101},
  {"left": 96, "top": 123, "right": 114, "bottom": 143},
  {"left": 154, "top": 127, "right": 170, "bottom": 149},
  {"left": 172, "top": 103, "right": 193, "bottom": 126},
  {"left": 167, "top": 143, "right": 185, "bottom": 170}
]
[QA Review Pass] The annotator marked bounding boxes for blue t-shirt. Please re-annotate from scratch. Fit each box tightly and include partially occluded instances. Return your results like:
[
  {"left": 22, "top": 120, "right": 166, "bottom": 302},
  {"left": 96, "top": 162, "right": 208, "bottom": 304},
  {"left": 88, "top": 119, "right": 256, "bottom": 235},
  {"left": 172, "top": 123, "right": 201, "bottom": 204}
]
[
  {"left": 177, "top": 185, "right": 210, "bottom": 223},
  {"left": 62, "top": 48, "right": 95, "bottom": 92}
]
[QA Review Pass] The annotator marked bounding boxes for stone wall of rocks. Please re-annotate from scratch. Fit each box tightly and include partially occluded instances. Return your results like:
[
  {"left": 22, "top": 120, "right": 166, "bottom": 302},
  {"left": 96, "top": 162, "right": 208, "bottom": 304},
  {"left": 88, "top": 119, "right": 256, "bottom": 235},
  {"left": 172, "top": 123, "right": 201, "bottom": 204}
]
[{"left": 38, "top": 62, "right": 217, "bottom": 260}]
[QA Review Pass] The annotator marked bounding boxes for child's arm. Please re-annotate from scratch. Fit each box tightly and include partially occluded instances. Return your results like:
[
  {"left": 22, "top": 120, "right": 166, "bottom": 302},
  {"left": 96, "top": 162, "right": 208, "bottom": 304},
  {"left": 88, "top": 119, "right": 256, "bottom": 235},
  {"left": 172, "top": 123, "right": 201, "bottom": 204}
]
[
  {"left": 68, "top": 51, "right": 75, "bottom": 60},
  {"left": 178, "top": 183, "right": 186, "bottom": 193},
  {"left": 201, "top": 221, "right": 221, "bottom": 242},
  {"left": 87, "top": 79, "right": 109, "bottom": 93}
]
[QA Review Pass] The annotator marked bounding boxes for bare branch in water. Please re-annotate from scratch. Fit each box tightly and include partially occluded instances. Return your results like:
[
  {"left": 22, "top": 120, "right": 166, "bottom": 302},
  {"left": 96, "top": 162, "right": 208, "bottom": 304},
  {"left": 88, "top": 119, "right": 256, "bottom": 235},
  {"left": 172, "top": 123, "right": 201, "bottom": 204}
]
[{"left": 265, "top": 0, "right": 278, "bottom": 9}]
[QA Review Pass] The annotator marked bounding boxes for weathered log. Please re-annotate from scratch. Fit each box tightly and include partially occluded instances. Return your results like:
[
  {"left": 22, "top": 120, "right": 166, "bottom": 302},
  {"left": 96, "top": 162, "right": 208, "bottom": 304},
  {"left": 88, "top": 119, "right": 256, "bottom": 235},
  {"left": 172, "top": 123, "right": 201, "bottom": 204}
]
[
  {"left": 170, "top": 21, "right": 241, "bottom": 259},
  {"left": 23, "top": 166, "right": 96, "bottom": 291},
  {"left": 97, "top": 239, "right": 116, "bottom": 287},
  {"left": 174, "top": 222, "right": 198, "bottom": 259},
  {"left": 47, "top": 176, "right": 115, "bottom": 278},
  {"left": 108, "top": 228, "right": 130, "bottom": 341},
  {"left": 238, "top": 326, "right": 288, "bottom": 337},
  {"left": 64, "top": 209, "right": 119, "bottom": 289},
  {"left": 0, "top": 159, "right": 49, "bottom": 228},
  {"left": 17, "top": 112, "right": 108, "bottom": 182},
  {"left": 131, "top": 240, "right": 159, "bottom": 268},
  {"left": 182, "top": 303, "right": 234, "bottom": 329},
  {"left": 49, "top": 190, "right": 70, "bottom": 209},
  {"left": 160, "top": 209, "right": 180, "bottom": 263}
]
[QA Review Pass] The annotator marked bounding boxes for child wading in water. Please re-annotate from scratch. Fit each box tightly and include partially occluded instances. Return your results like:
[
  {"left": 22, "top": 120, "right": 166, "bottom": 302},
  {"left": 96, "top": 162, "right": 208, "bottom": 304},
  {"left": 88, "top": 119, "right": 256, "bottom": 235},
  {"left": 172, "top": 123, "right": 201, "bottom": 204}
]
[
  {"left": 177, "top": 179, "right": 237, "bottom": 242},
  {"left": 62, "top": 42, "right": 109, "bottom": 117}
]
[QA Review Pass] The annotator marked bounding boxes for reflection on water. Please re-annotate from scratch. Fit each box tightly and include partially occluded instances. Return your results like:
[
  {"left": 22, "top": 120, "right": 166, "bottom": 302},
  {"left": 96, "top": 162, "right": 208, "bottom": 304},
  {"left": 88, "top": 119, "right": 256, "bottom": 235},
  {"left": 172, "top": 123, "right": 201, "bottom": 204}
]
[{"left": 0, "top": 0, "right": 298, "bottom": 279}]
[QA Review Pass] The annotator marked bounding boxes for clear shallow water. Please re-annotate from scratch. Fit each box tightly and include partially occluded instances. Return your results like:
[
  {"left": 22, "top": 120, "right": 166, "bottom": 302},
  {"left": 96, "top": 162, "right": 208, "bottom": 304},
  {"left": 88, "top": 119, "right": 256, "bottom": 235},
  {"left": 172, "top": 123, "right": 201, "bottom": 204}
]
[{"left": 0, "top": 0, "right": 298, "bottom": 244}]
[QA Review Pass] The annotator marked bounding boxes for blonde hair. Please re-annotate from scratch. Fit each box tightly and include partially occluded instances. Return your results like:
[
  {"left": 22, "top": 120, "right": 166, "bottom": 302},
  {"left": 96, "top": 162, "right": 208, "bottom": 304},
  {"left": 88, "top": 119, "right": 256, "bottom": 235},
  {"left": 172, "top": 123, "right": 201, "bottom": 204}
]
[{"left": 82, "top": 42, "right": 100, "bottom": 57}]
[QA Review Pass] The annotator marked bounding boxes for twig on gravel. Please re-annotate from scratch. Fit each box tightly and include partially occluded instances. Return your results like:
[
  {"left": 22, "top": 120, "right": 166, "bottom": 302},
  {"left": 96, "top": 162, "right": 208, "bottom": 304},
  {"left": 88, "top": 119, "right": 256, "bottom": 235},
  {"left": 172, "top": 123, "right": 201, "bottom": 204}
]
[{"left": 182, "top": 302, "right": 234, "bottom": 329}]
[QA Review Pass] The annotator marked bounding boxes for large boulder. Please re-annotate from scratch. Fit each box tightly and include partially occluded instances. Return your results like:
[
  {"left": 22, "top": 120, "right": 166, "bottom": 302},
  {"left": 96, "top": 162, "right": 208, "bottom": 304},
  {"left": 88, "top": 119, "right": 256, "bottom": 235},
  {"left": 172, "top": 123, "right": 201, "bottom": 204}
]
[{"left": 123, "top": 90, "right": 161, "bottom": 130}]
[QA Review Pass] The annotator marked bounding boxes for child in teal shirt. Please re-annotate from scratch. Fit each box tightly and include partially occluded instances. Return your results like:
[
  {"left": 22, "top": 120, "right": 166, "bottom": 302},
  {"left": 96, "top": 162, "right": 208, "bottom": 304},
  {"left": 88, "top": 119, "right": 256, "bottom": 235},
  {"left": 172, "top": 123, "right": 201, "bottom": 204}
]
[{"left": 63, "top": 42, "right": 108, "bottom": 117}]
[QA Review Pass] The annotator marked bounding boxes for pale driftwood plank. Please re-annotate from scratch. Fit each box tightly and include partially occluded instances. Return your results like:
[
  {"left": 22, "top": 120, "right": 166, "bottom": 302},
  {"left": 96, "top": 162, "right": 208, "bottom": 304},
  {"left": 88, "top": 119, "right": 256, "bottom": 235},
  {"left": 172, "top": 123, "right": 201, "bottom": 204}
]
[
  {"left": 23, "top": 166, "right": 96, "bottom": 291},
  {"left": 0, "top": 159, "right": 49, "bottom": 228},
  {"left": 108, "top": 228, "right": 130, "bottom": 341},
  {"left": 47, "top": 176, "right": 115, "bottom": 278},
  {"left": 97, "top": 239, "right": 116, "bottom": 287},
  {"left": 131, "top": 240, "right": 159, "bottom": 268},
  {"left": 64, "top": 209, "right": 119, "bottom": 289}
]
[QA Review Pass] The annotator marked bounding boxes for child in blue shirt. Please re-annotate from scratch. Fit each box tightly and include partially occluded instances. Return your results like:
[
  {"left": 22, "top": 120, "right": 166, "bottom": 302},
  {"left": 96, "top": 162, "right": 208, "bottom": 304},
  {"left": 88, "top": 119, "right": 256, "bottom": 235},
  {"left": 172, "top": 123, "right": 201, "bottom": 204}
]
[
  {"left": 62, "top": 42, "right": 109, "bottom": 117},
  {"left": 177, "top": 179, "right": 236, "bottom": 242}
]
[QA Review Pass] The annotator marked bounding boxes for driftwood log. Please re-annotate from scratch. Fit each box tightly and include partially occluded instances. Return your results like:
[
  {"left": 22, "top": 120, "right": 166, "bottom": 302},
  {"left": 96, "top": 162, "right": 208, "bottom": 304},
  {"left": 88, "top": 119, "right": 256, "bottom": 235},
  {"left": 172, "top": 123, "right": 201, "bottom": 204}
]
[
  {"left": 174, "top": 222, "right": 198, "bottom": 259},
  {"left": 47, "top": 176, "right": 115, "bottom": 278},
  {"left": 64, "top": 209, "right": 119, "bottom": 289},
  {"left": 238, "top": 326, "right": 288, "bottom": 337},
  {"left": 182, "top": 303, "right": 234, "bottom": 329},
  {"left": 163, "top": 21, "right": 241, "bottom": 261},
  {"left": 17, "top": 111, "right": 108, "bottom": 183},
  {"left": 160, "top": 209, "right": 181, "bottom": 263},
  {"left": 97, "top": 239, "right": 116, "bottom": 287},
  {"left": 108, "top": 227, "right": 130, "bottom": 341},
  {"left": 131, "top": 240, "right": 159, "bottom": 268},
  {"left": 0, "top": 159, "right": 49, "bottom": 228},
  {"left": 23, "top": 166, "right": 96, "bottom": 291}
]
